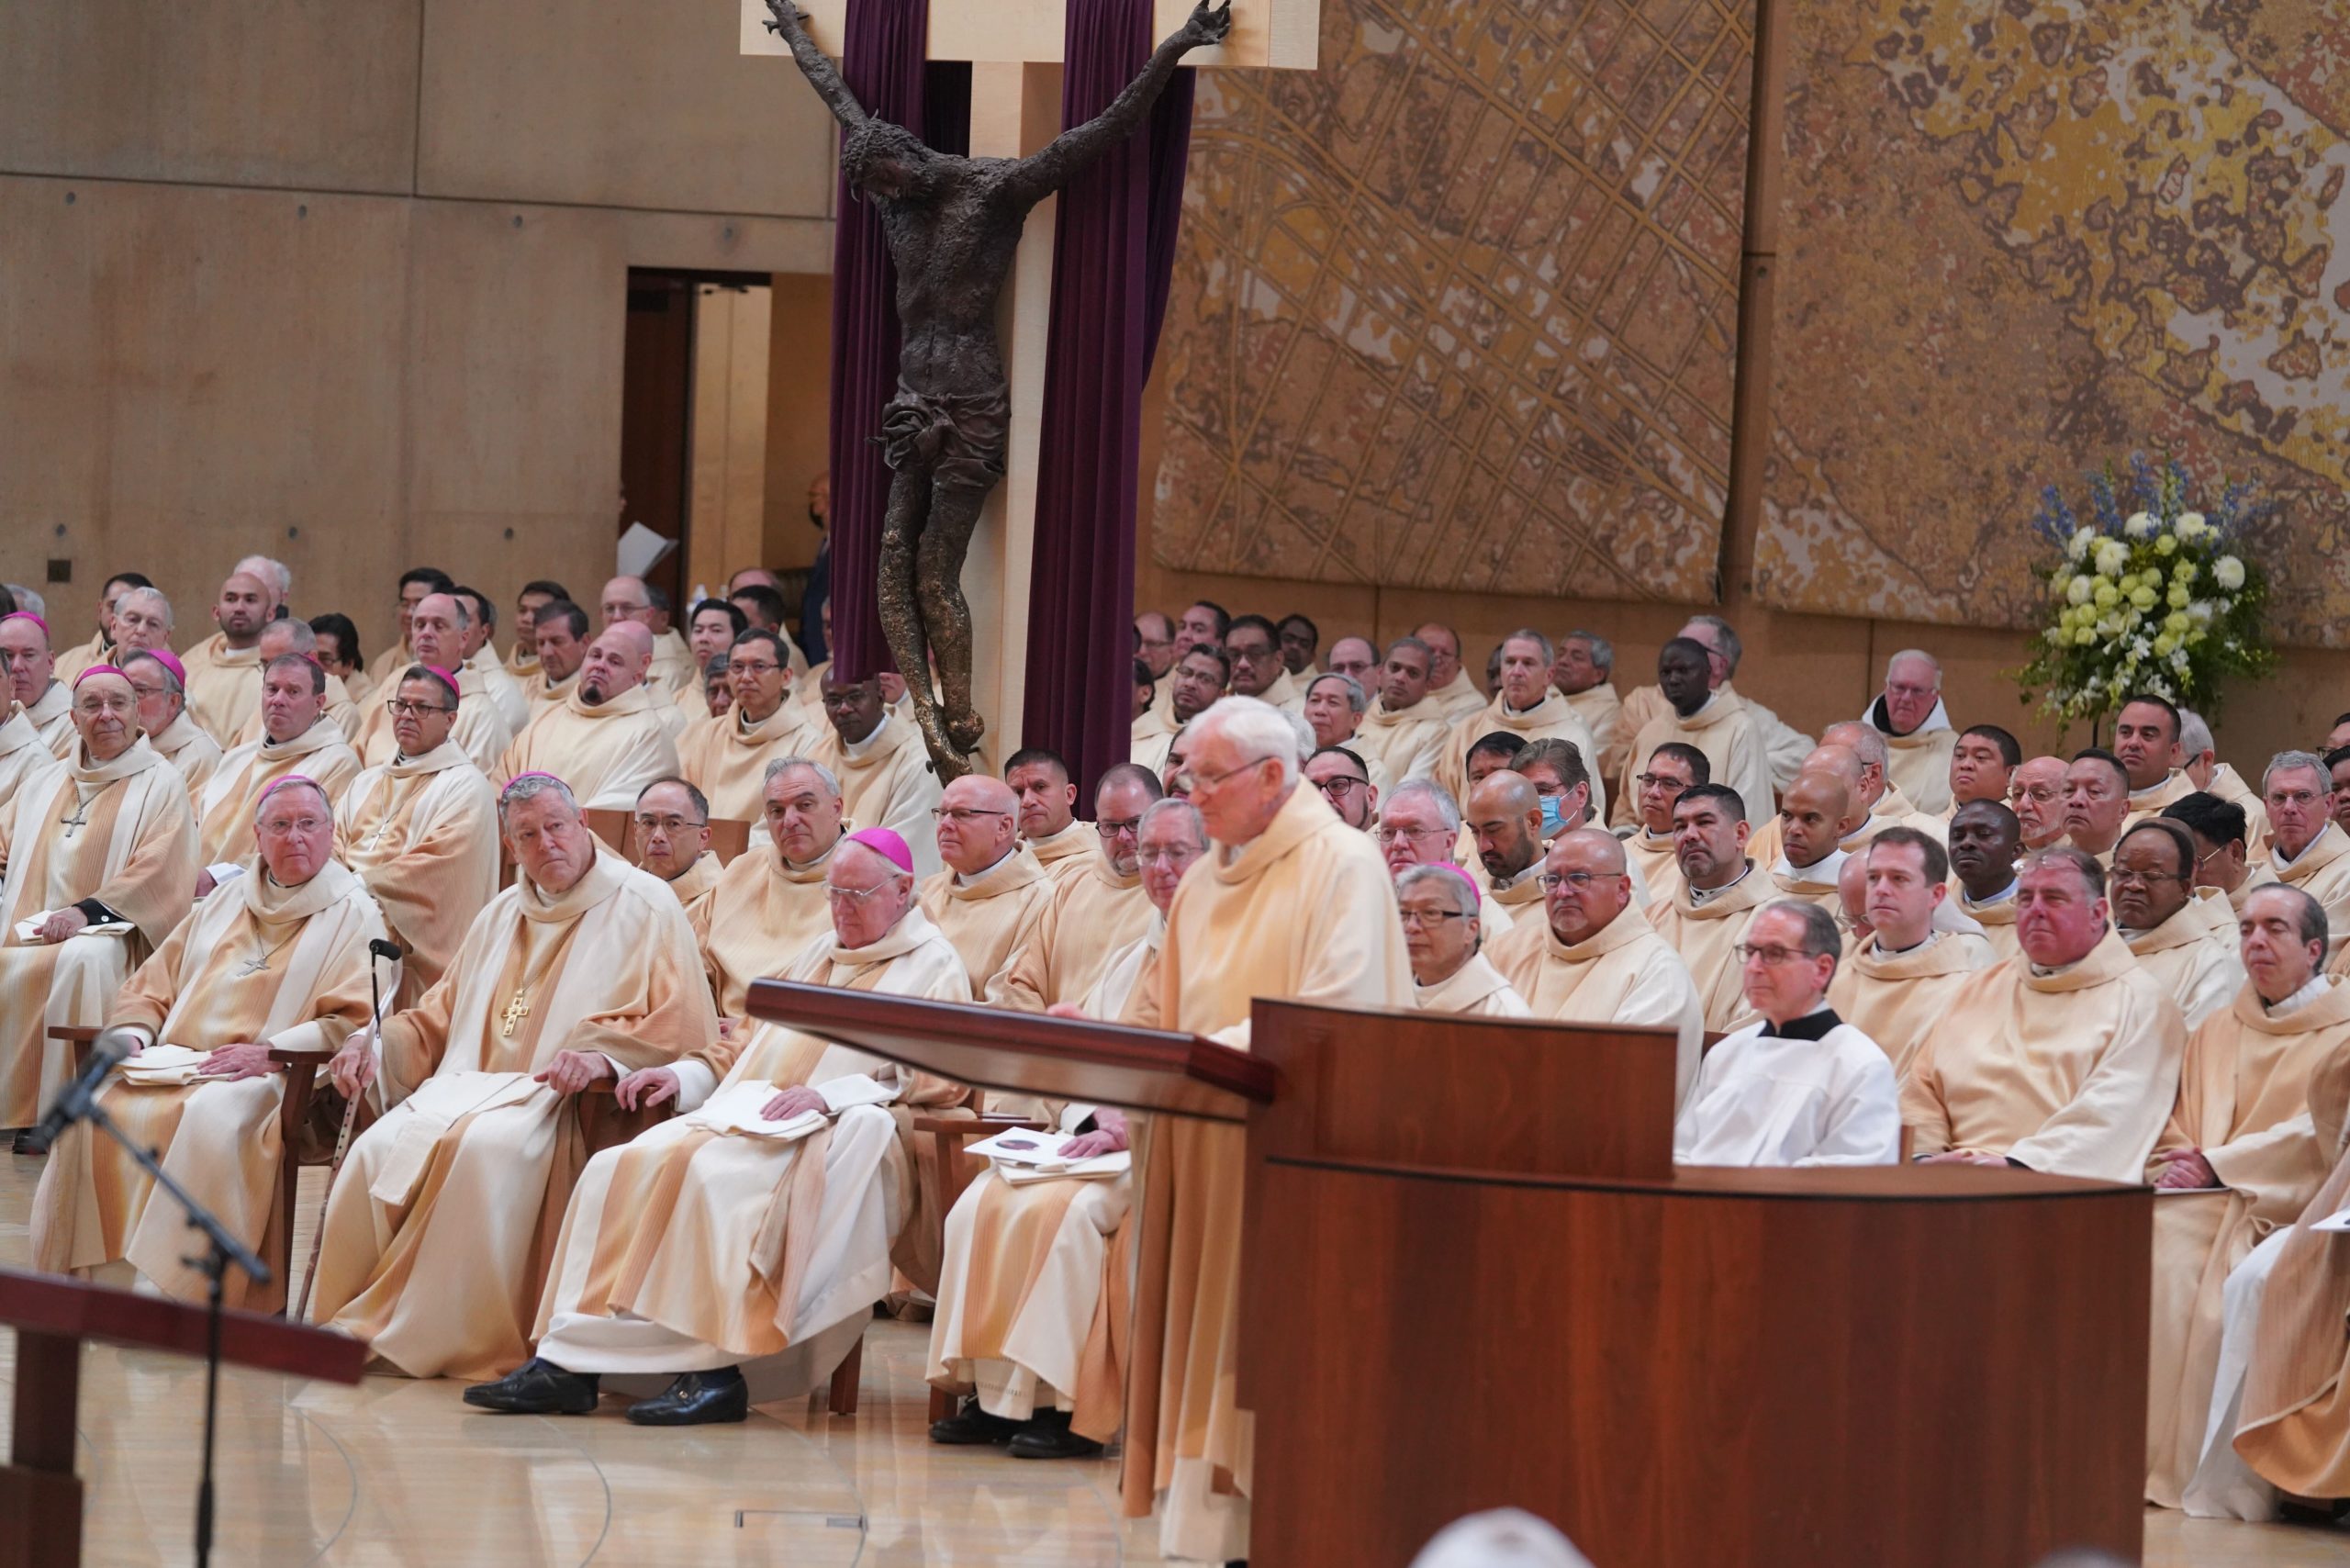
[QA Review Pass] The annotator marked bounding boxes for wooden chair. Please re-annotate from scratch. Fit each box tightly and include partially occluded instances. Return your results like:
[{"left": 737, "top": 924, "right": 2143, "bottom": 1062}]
[{"left": 910, "top": 1094, "right": 1050, "bottom": 1422}]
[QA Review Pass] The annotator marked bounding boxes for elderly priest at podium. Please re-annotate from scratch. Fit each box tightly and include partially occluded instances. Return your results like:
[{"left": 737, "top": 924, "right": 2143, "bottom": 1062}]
[
  {"left": 461, "top": 827, "right": 969, "bottom": 1425},
  {"left": 1902, "top": 846, "right": 2187, "bottom": 1180},
  {"left": 0, "top": 666, "right": 197, "bottom": 1132},
  {"left": 308, "top": 772, "right": 716, "bottom": 1379},
  {"left": 1115, "top": 695, "right": 1410, "bottom": 1565},
  {"left": 1673, "top": 899, "right": 1898, "bottom": 1166},
  {"left": 29, "top": 777, "right": 388, "bottom": 1311}
]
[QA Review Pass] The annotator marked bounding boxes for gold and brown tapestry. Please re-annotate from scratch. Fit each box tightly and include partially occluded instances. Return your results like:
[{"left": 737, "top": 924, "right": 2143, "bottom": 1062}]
[
  {"left": 1757, "top": 0, "right": 2350, "bottom": 644},
  {"left": 1149, "top": 0, "right": 1755, "bottom": 601}
]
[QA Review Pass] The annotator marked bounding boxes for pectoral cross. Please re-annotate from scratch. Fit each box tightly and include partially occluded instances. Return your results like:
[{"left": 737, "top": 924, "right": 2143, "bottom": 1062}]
[
  {"left": 234, "top": 956, "right": 273, "bottom": 979},
  {"left": 501, "top": 989, "right": 532, "bottom": 1037}
]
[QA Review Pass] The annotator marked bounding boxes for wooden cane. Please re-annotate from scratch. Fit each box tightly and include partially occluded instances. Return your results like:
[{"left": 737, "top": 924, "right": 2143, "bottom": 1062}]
[{"left": 294, "top": 941, "right": 396, "bottom": 1319}]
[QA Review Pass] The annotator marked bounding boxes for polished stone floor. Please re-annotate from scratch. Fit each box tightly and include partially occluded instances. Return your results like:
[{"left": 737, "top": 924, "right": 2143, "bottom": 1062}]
[{"left": 3, "top": 1150, "right": 2346, "bottom": 1565}]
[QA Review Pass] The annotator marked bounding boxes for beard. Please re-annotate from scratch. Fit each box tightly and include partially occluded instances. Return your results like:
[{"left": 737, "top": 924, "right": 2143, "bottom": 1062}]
[{"left": 579, "top": 680, "right": 608, "bottom": 705}]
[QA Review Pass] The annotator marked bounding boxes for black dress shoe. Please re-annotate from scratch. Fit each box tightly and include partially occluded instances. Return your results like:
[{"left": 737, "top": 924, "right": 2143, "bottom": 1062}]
[
  {"left": 624, "top": 1368, "right": 749, "bottom": 1427},
  {"left": 464, "top": 1358, "right": 599, "bottom": 1415},
  {"left": 928, "top": 1400, "right": 1022, "bottom": 1445},
  {"left": 1008, "top": 1409, "right": 1103, "bottom": 1460}
]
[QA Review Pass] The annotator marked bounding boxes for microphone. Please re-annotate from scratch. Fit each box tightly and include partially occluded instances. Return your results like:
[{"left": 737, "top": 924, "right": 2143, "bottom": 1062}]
[
  {"left": 368, "top": 938, "right": 405, "bottom": 963},
  {"left": 22, "top": 1024, "right": 154, "bottom": 1153}
]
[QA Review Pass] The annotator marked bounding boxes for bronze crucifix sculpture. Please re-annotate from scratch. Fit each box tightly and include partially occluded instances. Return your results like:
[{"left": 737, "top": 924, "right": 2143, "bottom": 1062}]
[{"left": 766, "top": 0, "right": 1232, "bottom": 780}]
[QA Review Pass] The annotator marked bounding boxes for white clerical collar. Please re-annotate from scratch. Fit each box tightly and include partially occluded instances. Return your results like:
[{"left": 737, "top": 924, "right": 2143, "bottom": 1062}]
[
  {"left": 2266, "top": 973, "right": 2332, "bottom": 1016},
  {"left": 1878, "top": 930, "right": 1938, "bottom": 957},
  {"left": 1774, "top": 847, "right": 1845, "bottom": 885},
  {"left": 2029, "top": 935, "right": 2104, "bottom": 979},
  {"left": 2130, "top": 772, "right": 2177, "bottom": 804},
  {"left": 954, "top": 846, "right": 1023, "bottom": 890},
  {"left": 1687, "top": 861, "right": 1753, "bottom": 904},
  {"left": 2275, "top": 833, "right": 2325, "bottom": 870},
  {"left": 1967, "top": 879, "right": 2019, "bottom": 908},
  {"left": 841, "top": 714, "right": 891, "bottom": 760}
]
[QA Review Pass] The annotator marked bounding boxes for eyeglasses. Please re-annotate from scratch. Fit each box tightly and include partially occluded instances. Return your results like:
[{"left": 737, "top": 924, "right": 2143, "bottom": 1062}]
[
  {"left": 1315, "top": 776, "right": 1368, "bottom": 797},
  {"left": 259, "top": 815, "right": 330, "bottom": 837},
  {"left": 386, "top": 699, "right": 457, "bottom": 718},
  {"left": 2105, "top": 867, "right": 2187, "bottom": 887},
  {"left": 632, "top": 814, "right": 708, "bottom": 833},
  {"left": 1539, "top": 870, "right": 1626, "bottom": 891},
  {"left": 825, "top": 881, "right": 897, "bottom": 905},
  {"left": 931, "top": 806, "right": 1012, "bottom": 825},
  {"left": 1397, "top": 907, "right": 1468, "bottom": 929},
  {"left": 1175, "top": 756, "right": 1274, "bottom": 794},
  {"left": 1096, "top": 816, "right": 1145, "bottom": 836},
  {"left": 1733, "top": 944, "right": 1813, "bottom": 966},
  {"left": 1137, "top": 846, "right": 1199, "bottom": 868},
  {"left": 1635, "top": 773, "right": 1689, "bottom": 791}
]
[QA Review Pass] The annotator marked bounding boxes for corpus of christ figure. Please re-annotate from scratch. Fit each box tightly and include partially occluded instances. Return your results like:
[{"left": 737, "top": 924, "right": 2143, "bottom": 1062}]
[{"left": 766, "top": 0, "right": 1233, "bottom": 780}]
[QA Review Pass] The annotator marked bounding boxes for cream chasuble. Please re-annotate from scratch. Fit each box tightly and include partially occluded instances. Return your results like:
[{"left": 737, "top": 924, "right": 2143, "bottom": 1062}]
[
  {"left": 52, "top": 631, "right": 108, "bottom": 687},
  {"left": 1563, "top": 682, "right": 1628, "bottom": 787},
  {"left": 308, "top": 851, "right": 716, "bottom": 1379},
  {"left": 1250, "top": 668, "right": 1308, "bottom": 717},
  {"left": 1025, "top": 821, "right": 1096, "bottom": 884},
  {"left": 333, "top": 744, "right": 501, "bottom": 1008},
  {"left": 1090, "top": 918, "right": 1164, "bottom": 1023},
  {"left": 2234, "top": 863, "right": 2284, "bottom": 921},
  {"left": 352, "top": 666, "right": 511, "bottom": 774},
  {"left": 468, "top": 644, "right": 532, "bottom": 734},
  {"left": 801, "top": 711, "right": 945, "bottom": 878},
  {"left": 494, "top": 684, "right": 681, "bottom": 812},
  {"left": 1623, "top": 828, "right": 1683, "bottom": 906},
  {"left": 1900, "top": 930, "right": 2188, "bottom": 1180},
  {"left": 1494, "top": 902, "right": 1704, "bottom": 1106},
  {"left": 2127, "top": 906, "right": 2249, "bottom": 1030},
  {"left": 1744, "top": 784, "right": 1946, "bottom": 870},
  {"left": 1958, "top": 887, "right": 2021, "bottom": 965},
  {"left": 2143, "top": 979, "right": 2350, "bottom": 1506},
  {"left": 179, "top": 633, "right": 263, "bottom": 741},
  {"left": 990, "top": 848, "right": 1152, "bottom": 1012},
  {"left": 1119, "top": 785, "right": 1410, "bottom": 1564},
  {"left": 2209, "top": 764, "right": 2274, "bottom": 863},
  {"left": 520, "top": 667, "right": 577, "bottom": 714},
  {"left": 505, "top": 638, "right": 539, "bottom": 679},
  {"left": 0, "top": 703, "right": 60, "bottom": 812},
  {"left": 1413, "top": 952, "right": 1531, "bottom": 1016},
  {"left": 1427, "top": 667, "right": 1486, "bottom": 725},
  {"left": 659, "top": 852, "right": 723, "bottom": 919},
  {"left": 1349, "top": 699, "right": 1449, "bottom": 786},
  {"left": 2125, "top": 769, "right": 2201, "bottom": 833},
  {"left": 1615, "top": 690, "right": 1774, "bottom": 835},
  {"left": 1619, "top": 679, "right": 1809, "bottom": 805},
  {"left": 367, "top": 635, "right": 415, "bottom": 688},
  {"left": 0, "top": 738, "right": 198, "bottom": 1126},
  {"left": 28, "top": 860, "right": 386, "bottom": 1313},
  {"left": 533, "top": 908, "right": 968, "bottom": 1400},
  {"left": 1825, "top": 932, "right": 1990, "bottom": 1078},
  {"left": 1131, "top": 724, "right": 1177, "bottom": 777},
  {"left": 26, "top": 682, "right": 73, "bottom": 759},
  {"left": 647, "top": 628, "right": 698, "bottom": 696},
  {"left": 231, "top": 673, "right": 362, "bottom": 749},
  {"left": 675, "top": 699, "right": 813, "bottom": 827},
  {"left": 690, "top": 841, "right": 837, "bottom": 1021},
  {"left": 194, "top": 718, "right": 363, "bottom": 868},
  {"left": 918, "top": 845, "right": 1055, "bottom": 998},
  {"left": 1673, "top": 1017, "right": 1901, "bottom": 1166},
  {"left": 1875, "top": 712, "right": 1956, "bottom": 816},
  {"left": 2269, "top": 823, "right": 2350, "bottom": 954},
  {"left": 150, "top": 711, "right": 223, "bottom": 800},
  {"left": 1647, "top": 866, "right": 1770, "bottom": 1033},
  {"left": 1767, "top": 850, "right": 1845, "bottom": 913},
  {"left": 1437, "top": 691, "right": 1606, "bottom": 825}
]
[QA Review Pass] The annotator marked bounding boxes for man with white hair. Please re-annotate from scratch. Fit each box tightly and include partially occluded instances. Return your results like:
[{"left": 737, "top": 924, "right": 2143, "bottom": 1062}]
[
  {"left": 692, "top": 757, "right": 845, "bottom": 1022},
  {"left": 1350, "top": 637, "right": 1451, "bottom": 788},
  {"left": 312, "top": 772, "right": 718, "bottom": 1380},
  {"left": 1674, "top": 898, "right": 1900, "bottom": 1166},
  {"left": 2261, "top": 751, "right": 2350, "bottom": 953},
  {"left": 1438, "top": 630, "right": 1605, "bottom": 823},
  {"left": 231, "top": 554, "right": 292, "bottom": 617},
  {"left": 28, "top": 776, "right": 388, "bottom": 1311},
  {"left": 2177, "top": 708, "right": 2271, "bottom": 856},
  {"left": 1550, "top": 629, "right": 1627, "bottom": 786},
  {"left": 1864, "top": 649, "right": 1956, "bottom": 815},
  {"left": 1119, "top": 695, "right": 1410, "bottom": 1562},
  {"left": 460, "top": 825, "right": 968, "bottom": 1425},
  {"left": 352, "top": 593, "right": 511, "bottom": 770},
  {"left": 1398, "top": 863, "right": 1528, "bottom": 1016},
  {"left": 0, "top": 666, "right": 199, "bottom": 1133},
  {"left": 1381, "top": 780, "right": 1514, "bottom": 935},
  {"left": 495, "top": 622, "right": 682, "bottom": 812},
  {"left": 1302, "top": 672, "right": 1383, "bottom": 782},
  {"left": 1494, "top": 826, "right": 1704, "bottom": 1105},
  {"left": 121, "top": 649, "right": 221, "bottom": 798},
  {"left": 0, "top": 610, "right": 72, "bottom": 757},
  {"left": 227, "top": 616, "right": 361, "bottom": 747},
  {"left": 1617, "top": 614, "right": 1813, "bottom": 802},
  {"left": 194, "top": 654, "right": 364, "bottom": 876},
  {"left": 602, "top": 576, "right": 697, "bottom": 696},
  {"left": 110, "top": 585, "right": 175, "bottom": 662},
  {"left": 178, "top": 571, "right": 274, "bottom": 739},
  {"left": 1903, "top": 847, "right": 2186, "bottom": 1179}
]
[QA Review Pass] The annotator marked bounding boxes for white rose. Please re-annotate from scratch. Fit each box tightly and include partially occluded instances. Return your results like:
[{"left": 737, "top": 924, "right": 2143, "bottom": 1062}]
[
  {"left": 2213, "top": 555, "right": 2245, "bottom": 591},
  {"left": 2175, "top": 511, "right": 2207, "bottom": 541},
  {"left": 2124, "top": 510, "right": 2156, "bottom": 538},
  {"left": 2094, "top": 540, "right": 2130, "bottom": 577}
]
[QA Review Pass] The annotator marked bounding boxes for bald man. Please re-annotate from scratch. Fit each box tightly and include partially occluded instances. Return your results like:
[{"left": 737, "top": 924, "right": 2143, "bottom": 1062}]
[
  {"left": 179, "top": 571, "right": 275, "bottom": 739},
  {"left": 494, "top": 622, "right": 683, "bottom": 810},
  {"left": 1464, "top": 770, "right": 1549, "bottom": 924},
  {"left": 2009, "top": 756, "right": 2069, "bottom": 852},
  {"left": 603, "top": 577, "right": 698, "bottom": 697},
  {"left": 1767, "top": 772, "right": 1863, "bottom": 911},
  {"left": 919, "top": 774, "right": 1057, "bottom": 999}
]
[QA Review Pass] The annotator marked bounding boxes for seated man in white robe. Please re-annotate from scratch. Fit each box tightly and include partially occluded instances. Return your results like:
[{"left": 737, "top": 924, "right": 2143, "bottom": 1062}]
[
  {"left": 1463, "top": 769, "right": 1547, "bottom": 925},
  {"left": 122, "top": 648, "right": 220, "bottom": 797},
  {"left": 28, "top": 778, "right": 387, "bottom": 1310},
  {"left": 226, "top": 618, "right": 361, "bottom": 747},
  {"left": 2009, "top": 755, "right": 2070, "bottom": 852},
  {"left": 1399, "top": 863, "right": 1528, "bottom": 1016},
  {"left": 3, "top": 610, "right": 75, "bottom": 756},
  {"left": 194, "top": 654, "right": 364, "bottom": 883},
  {"left": 631, "top": 777, "right": 722, "bottom": 913},
  {"left": 801, "top": 670, "right": 946, "bottom": 877},
  {"left": 464, "top": 828, "right": 968, "bottom": 1424},
  {"left": 1826, "top": 828, "right": 1993, "bottom": 1075},
  {"left": 2064, "top": 748, "right": 2132, "bottom": 865},
  {"left": 310, "top": 772, "right": 716, "bottom": 1380},
  {"left": 1648, "top": 782, "right": 1768, "bottom": 1032},
  {"left": 2113, "top": 695, "right": 2198, "bottom": 828},
  {"left": 2177, "top": 708, "right": 2271, "bottom": 854},
  {"left": 1949, "top": 800, "right": 2024, "bottom": 960},
  {"left": 1673, "top": 899, "right": 1898, "bottom": 1167},
  {"left": 2166, "top": 792, "right": 2277, "bottom": 919},
  {"left": 1348, "top": 637, "right": 1450, "bottom": 787},
  {"left": 1379, "top": 781, "right": 1511, "bottom": 935},
  {"left": 495, "top": 622, "right": 680, "bottom": 810},
  {"left": 1942, "top": 723, "right": 2020, "bottom": 825},
  {"left": 2260, "top": 750, "right": 2350, "bottom": 952},
  {"left": 2116, "top": 818, "right": 2246, "bottom": 1028},
  {"left": 1623, "top": 742, "right": 1707, "bottom": 899},
  {"left": 352, "top": 594, "right": 510, "bottom": 770},
  {"left": 1304, "top": 745, "right": 1380, "bottom": 831},
  {"left": 1006, "top": 745, "right": 1094, "bottom": 881}
]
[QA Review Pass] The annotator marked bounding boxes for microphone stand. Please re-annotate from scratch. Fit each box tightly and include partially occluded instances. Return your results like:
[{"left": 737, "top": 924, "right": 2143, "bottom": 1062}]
[{"left": 74, "top": 1090, "right": 270, "bottom": 1568}]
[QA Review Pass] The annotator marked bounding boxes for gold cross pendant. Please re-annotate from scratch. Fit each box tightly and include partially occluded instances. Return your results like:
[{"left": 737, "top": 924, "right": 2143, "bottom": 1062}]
[{"left": 500, "top": 988, "right": 531, "bottom": 1037}]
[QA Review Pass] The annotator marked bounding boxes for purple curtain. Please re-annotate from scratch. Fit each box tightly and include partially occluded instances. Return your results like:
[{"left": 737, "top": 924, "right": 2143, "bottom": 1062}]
[
  {"left": 1021, "top": 0, "right": 1195, "bottom": 799},
  {"left": 825, "top": 0, "right": 971, "bottom": 680}
]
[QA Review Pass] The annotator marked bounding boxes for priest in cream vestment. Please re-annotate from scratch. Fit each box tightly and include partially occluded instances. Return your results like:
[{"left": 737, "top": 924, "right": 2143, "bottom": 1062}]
[
  {"left": 4, "top": 611, "right": 77, "bottom": 759},
  {"left": 176, "top": 571, "right": 274, "bottom": 740},
  {"left": 1436, "top": 633, "right": 1606, "bottom": 824},
  {"left": 919, "top": 775, "right": 1057, "bottom": 998},
  {"left": 1826, "top": 828, "right": 1993, "bottom": 1076},
  {"left": 1614, "top": 640, "right": 1774, "bottom": 838},
  {"left": 990, "top": 766, "right": 1158, "bottom": 1012},
  {"left": 2142, "top": 885, "right": 2350, "bottom": 1507},
  {"left": 0, "top": 669, "right": 197, "bottom": 1128},
  {"left": 309, "top": 775, "right": 716, "bottom": 1379},
  {"left": 456, "top": 830, "right": 969, "bottom": 1424},
  {"left": 800, "top": 671, "right": 946, "bottom": 878},
  {"left": 332, "top": 669, "right": 502, "bottom": 1008},
  {"left": 1398, "top": 864, "right": 1529, "bottom": 1017},
  {"left": 30, "top": 779, "right": 386, "bottom": 1312},
  {"left": 1949, "top": 801, "right": 2025, "bottom": 964},
  {"left": 121, "top": 650, "right": 221, "bottom": 799},
  {"left": 194, "top": 656, "right": 363, "bottom": 873},
  {"left": 1863, "top": 651, "right": 1956, "bottom": 816},
  {"left": 1007, "top": 747, "right": 1099, "bottom": 884},
  {"left": 494, "top": 624, "right": 681, "bottom": 812},
  {"left": 1348, "top": 639, "right": 1451, "bottom": 788},
  {"left": 630, "top": 778, "right": 722, "bottom": 915},
  {"left": 1646, "top": 783, "right": 1768, "bottom": 1033},
  {"left": 2117, "top": 820, "right": 2248, "bottom": 1030},
  {"left": 0, "top": 700, "right": 59, "bottom": 812},
  {"left": 1904, "top": 848, "right": 2188, "bottom": 1181},
  {"left": 2260, "top": 753, "right": 2350, "bottom": 953},
  {"left": 924, "top": 798, "right": 1207, "bottom": 1462},
  {"left": 224, "top": 619, "right": 363, "bottom": 748},
  {"left": 674, "top": 629, "right": 811, "bottom": 830},
  {"left": 1411, "top": 623, "right": 1488, "bottom": 725},
  {"left": 1114, "top": 699, "right": 1412, "bottom": 1564},
  {"left": 1550, "top": 632, "right": 1628, "bottom": 787},
  {"left": 349, "top": 604, "right": 511, "bottom": 772},
  {"left": 692, "top": 758, "right": 845, "bottom": 1022}
]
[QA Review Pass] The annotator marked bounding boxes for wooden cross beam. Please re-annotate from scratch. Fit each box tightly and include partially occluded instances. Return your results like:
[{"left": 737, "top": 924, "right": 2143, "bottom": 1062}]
[{"left": 741, "top": 0, "right": 1318, "bottom": 763}]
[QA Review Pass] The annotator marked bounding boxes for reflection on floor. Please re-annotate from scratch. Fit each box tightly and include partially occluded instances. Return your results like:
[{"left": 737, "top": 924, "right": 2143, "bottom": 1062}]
[{"left": 3, "top": 1151, "right": 2347, "bottom": 1565}]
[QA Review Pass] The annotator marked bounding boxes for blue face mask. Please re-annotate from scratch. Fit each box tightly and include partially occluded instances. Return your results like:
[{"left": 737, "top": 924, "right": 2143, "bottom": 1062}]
[{"left": 1538, "top": 793, "right": 1570, "bottom": 838}]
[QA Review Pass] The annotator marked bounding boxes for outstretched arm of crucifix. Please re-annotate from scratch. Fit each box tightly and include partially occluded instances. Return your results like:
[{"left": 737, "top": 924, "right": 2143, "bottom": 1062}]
[
  {"left": 999, "top": 0, "right": 1233, "bottom": 210},
  {"left": 764, "top": 0, "right": 873, "bottom": 132}
]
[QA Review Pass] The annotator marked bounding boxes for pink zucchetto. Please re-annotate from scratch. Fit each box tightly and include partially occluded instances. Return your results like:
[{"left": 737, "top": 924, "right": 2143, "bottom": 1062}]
[
  {"left": 0, "top": 610, "right": 50, "bottom": 640},
  {"left": 125, "top": 647, "right": 186, "bottom": 687},
  {"left": 845, "top": 827, "right": 914, "bottom": 875},
  {"left": 71, "top": 664, "right": 129, "bottom": 689},
  {"left": 1426, "top": 862, "right": 1483, "bottom": 904}
]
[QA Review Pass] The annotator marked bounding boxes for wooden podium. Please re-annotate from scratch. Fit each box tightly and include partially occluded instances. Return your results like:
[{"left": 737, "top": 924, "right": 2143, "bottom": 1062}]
[
  {"left": 750, "top": 981, "right": 2151, "bottom": 1567},
  {"left": 0, "top": 1267, "right": 365, "bottom": 1568}
]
